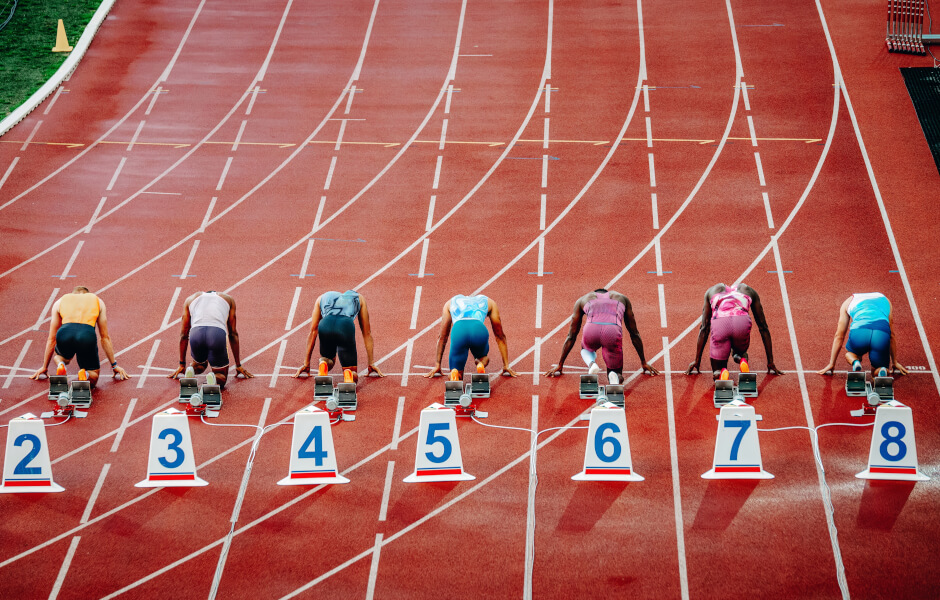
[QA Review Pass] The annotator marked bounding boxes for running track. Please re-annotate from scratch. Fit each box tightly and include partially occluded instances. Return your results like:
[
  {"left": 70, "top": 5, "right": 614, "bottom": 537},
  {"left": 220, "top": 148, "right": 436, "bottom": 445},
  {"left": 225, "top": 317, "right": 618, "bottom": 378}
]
[{"left": 0, "top": 0, "right": 938, "bottom": 598}]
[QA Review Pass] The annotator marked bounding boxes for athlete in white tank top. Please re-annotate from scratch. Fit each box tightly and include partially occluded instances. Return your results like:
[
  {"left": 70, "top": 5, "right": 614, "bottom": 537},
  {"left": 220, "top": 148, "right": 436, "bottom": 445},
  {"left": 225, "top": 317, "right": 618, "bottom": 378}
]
[{"left": 190, "top": 292, "right": 230, "bottom": 330}]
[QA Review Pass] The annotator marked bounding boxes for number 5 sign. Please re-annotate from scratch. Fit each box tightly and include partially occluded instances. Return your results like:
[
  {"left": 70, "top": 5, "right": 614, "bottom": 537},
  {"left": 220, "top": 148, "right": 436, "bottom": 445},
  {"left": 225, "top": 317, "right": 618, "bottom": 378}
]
[
  {"left": 0, "top": 413, "right": 65, "bottom": 493},
  {"left": 572, "top": 402, "right": 643, "bottom": 482},
  {"left": 136, "top": 408, "right": 208, "bottom": 488},
  {"left": 702, "top": 399, "right": 773, "bottom": 480},
  {"left": 404, "top": 403, "right": 474, "bottom": 483},
  {"left": 856, "top": 400, "right": 930, "bottom": 481}
]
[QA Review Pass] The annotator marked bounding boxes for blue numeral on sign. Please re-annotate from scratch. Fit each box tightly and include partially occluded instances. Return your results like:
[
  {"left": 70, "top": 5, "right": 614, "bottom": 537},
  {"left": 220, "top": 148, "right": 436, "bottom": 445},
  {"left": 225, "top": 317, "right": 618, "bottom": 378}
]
[
  {"left": 879, "top": 421, "right": 907, "bottom": 462},
  {"left": 425, "top": 422, "right": 453, "bottom": 464},
  {"left": 158, "top": 428, "right": 185, "bottom": 469},
  {"left": 724, "top": 420, "right": 750, "bottom": 461},
  {"left": 299, "top": 425, "right": 328, "bottom": 465},
  {"left": 594, "top": 423, "right": 622, "bottom": 463},
  {"left": 12, "top": 434, "right": 42, "bottom": 475}
]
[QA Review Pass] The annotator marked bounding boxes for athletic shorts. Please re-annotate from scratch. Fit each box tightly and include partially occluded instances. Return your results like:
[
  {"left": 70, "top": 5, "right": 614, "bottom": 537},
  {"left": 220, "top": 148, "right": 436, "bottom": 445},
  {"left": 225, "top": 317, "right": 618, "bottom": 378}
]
[
  {"left": 710, "top": 315, "right": 752, "bottom": 361},
  {"left": 319, "top": 315, "right": 357, "bottom": 367},
  {"left": 582, "top": 322, "right": 624, "bottom": 371},
  {"left": 449, "top": 319, "right": 489, "bottom": 372},
  {"left": 190, "top": 326, "right": 229, "bottom": 368},
  {"left": 55, "top": 323, "right": 100, "bottom": 370},
  {"left": 846, "top": 322, "right": 891, "bottom": 368}
]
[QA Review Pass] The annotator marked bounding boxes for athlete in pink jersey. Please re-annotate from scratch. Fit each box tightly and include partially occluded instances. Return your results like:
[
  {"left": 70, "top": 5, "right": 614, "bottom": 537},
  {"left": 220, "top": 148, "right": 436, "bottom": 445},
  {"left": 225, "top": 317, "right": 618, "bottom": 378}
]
[
  {"left": 686, "top": 283, "right": 782, "bottom": 377},
  {"left": 545, "top": 289, "right": 659, "bottom": 382}
]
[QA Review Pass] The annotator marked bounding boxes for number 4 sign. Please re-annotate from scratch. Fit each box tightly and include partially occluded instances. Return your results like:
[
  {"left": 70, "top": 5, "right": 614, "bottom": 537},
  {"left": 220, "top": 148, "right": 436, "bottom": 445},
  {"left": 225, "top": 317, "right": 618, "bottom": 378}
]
[
  {"left": 136, "top": 408, "right": 208, "bottom": 488},
  {"left": 702, "top": 399, "right": 773, "bottom": 480},
  {"left": 404, "top": 403, "right": 474, "bottom": 483},
  {"left": 0, "top": 413, "right": 65, "bottom": 493},
  {"left": 278, "top": 405, "right": 349, "bottom": 485},
  {"left": 856, "top": 400, "right": 930, "bottom": 481},
  {"left": 572, "top": 402, "right": 643, "bottom": 482}
]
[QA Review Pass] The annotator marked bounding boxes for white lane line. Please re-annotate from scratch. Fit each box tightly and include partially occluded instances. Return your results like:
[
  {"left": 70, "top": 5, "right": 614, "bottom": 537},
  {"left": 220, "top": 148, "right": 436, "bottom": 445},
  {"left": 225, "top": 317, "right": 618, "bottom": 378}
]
[
  {"left": 232, "top": 120, "right": 247, "bottom": 151},
  {"left": 646, "top": 116, "right": 652, "bottom": 147},
  {"left": 3, "top": 340, "right": 31, "bottom": 388},
  {"left": 425, "top": 196, "right": 436, "bottom": 231},
  {"left": 418, "top": 239, "right": 429, "bottom": 278},
  {"left": 654, "top": 238, "right": 663, "bottom": 275},
  {"left": 544, "top": 83, "right": 551, "bottom": 113},
  {"left": 246, "top": 86, "right": 260, "bottom": 116},
  {"left": 161, "top": 287, "right": 182, "bottom": 330},
  {"left": 199, "top": 197, "right": 217, "bottom": 233},
  {"left": 391, "top": 396, "right": 405, "bottom": 450},
  {"left": 643, "top": 84, "right": 650, "bottom": 112},
  {"left": 747, "top": 115, "right": 757, "bottom": 146},
  {"left": 439, "top": 119, "right": 448, "bottom": 150},
  {"left": 59, "top": 241, "right": 83, "bottom": 280},
  {"left": 648, "top": 153, "right": 656, "bottom": 187},
  {"left": 378, "top": 461, "right": 395, "bottom": 521},
  {"left": 85, "top": 197, "right": 107, "bottom": 233},
  {"left": 44, "top": 87, "right": 66, "bottom": 115},
  {"left": 80, "top": 464, "right": 110, "bottom": 524},
  {"left": 160, "top": 0, "right": 207, "bottom": 81},
  {"left": 535, "top": 285, "right": 543, "bottom": 329},
  {"left": 344, "top": 85, "right": 356, "bottom": 114},
  {"left": 658, "top": 284, "right": 667, "bottom": 328},
  {"left": 324, "top": 156, "right": 337, "bottom": 190},
  {"left": 400, "top": 340, "right": 412, "bottom": 388},
  {"left": 364, "top": 533, "right": 383, "bottom": 600},
  {"left": 762, "top": 192, "right": 775, "bottom": 229},
  {"left": 541, "top": 155, "right": 548, "bottom": 188},
  {"left": 754, "top": 152, "right": 766, "bottom": 186},
  {"left": 445, "top": 84, "right": 454, "bottom": 114},
  {"left": 216, "top": 157, "right": 233, "bottom": 191},
  {"left": 136, "top": 339, "right": 160, "bottom": 389},
  {"left": 543, "top": 117, "right": 549, "bottom": 149},
  {"left": 741, "top": 80, "right": 751, "bottom": 111},
  {"left": 34, "top": 288, "right": 60, "bottom": 331},
  {"left": 109, "top": 398, "right": 137, "bottom": 452},
  {"left": 0, "top": 157, "right": 19, "bottom": 192},
  {"left": 662, "top": 337, "right": 689, "bottom": 600},
  {"left": 20, "top": 120, "right": 42, "bottom": 151},
  {"left": 334, "top": 119, "right": 347, "bottom": 151},
  {"left": 539, "top": 194, "right": 546, "bottom": 230},
  {"left": 127, "top": 120, "right": 146, "bottom": 151},
  {"left": 145, "top": 86, "right": 163, "bottom": 116},
  {"left": 537, "top": 238, "right": 545, "bottom": 276},
  {"left": 106, "top": 157, "right": 126, "bottom": 191},
  {"left": 299, "top": 239, "right": 314, "bottom": 279},
  {"left": 651, "top": 193, "right": 659, "bottom": 229},
  {"left": 179, "top": 239, "right": 200, "bottom": 279},
  {"left": 48, "top": 536, "right": 81, "bottom": 600},
  {"left": 269, "top": 340, "right": 287, "bottom": 388},
  {"left": 351, "top": 0, "right": 381, "bottom": 81},
  {"left": 410, "top": 286, "right": 422, "bottom": 330},
  {"left": 432, "top": 155, "right": 443, "bottom": 189},
  {"left": 285, "top": 287, "right": 302, "bottom": 330},
  {"left": 532, "top": 338, "right": 540, "bottom": 386},
  {"left": 523, "top": 394, "right": 539, "bottom": 598},
  {"left": 314, "top": 196, "right": 326, "bottom": 230}
]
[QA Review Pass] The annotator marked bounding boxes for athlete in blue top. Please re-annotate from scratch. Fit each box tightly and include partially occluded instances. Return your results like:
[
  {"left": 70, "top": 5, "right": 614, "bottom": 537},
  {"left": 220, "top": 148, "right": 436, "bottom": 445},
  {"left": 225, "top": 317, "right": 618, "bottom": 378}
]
[
  {"left": 425, "top": 294, "right": 518, "bottom": 378},
  {"left": 817, "top": 293, "right": 907, "bottom": 376}
]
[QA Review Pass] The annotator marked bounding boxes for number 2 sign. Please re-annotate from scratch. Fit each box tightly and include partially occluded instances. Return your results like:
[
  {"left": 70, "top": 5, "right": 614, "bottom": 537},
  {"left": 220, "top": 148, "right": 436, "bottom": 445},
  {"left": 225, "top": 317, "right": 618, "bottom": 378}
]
[{"left": 0, "top": 413, "right": 65, "bottom": 493}]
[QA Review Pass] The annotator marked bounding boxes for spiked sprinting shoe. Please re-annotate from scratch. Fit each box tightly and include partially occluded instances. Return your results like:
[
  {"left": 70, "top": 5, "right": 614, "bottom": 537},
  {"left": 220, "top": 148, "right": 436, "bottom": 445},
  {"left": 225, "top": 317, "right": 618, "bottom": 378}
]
[
  {"left": 318, "top": 360, "right": 329, "bottom": 376},
  {"left": 877, "top": 367, "right": 888, "bottom": 378},
  {"left": 56, "top": 362, "right": 67, "bottom": 376},
  {"left": 77, "top": 369, "right": 87, "bottom": 381},
  {"left": 449, "top": 369, "right": 461, "bottom": 381},
  {"left": 185, "top": 366, "right": 195, "bottom": 378},
  {"left": 344, "top": 369, "right": 354, "bottom": 383},
  {"left": 476, "top": 362, "right": 485, "bottom": 374},
  {"left": 206, "top": 372, "right": 217, "bottom": 386},
  {"left": 852, "top": 360, "right": 862, "bottom": 372},
  {"left": 719, "top": 368, "right": 730, "bottom": 381},
  {"left": 740, "top": 359, "right": 750, "bottom": 373},
  {"left": 588, "top": 362, "right": 601, "bottom": 375}
]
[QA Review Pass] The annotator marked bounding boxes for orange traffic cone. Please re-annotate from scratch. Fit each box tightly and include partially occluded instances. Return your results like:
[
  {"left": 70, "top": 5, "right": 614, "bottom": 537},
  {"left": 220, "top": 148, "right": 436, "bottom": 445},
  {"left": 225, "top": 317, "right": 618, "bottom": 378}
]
[{"left": 52, "top": 20, "right": 73, "bottom": 53}]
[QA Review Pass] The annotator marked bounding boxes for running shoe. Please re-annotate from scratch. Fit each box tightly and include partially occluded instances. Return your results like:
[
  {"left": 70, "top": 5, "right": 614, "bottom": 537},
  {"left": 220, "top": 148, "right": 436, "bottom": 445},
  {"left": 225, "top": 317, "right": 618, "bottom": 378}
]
[
  {"left": 449, "top": 369, "right": 461, "bottom": 381},
  {"left": 77, "top": 369, "right": 87, "bottom": 381},
  {"left": 588, "top": 363, "right": 601, "bottom": 375},
  {"left": 719, "top": 368, "right": 730, "bottom": 381},
  {"left": 318, "top": 361, "right": 329, "bottom": 376},
  {"left": 740, "top": 359, "right": 750, "bottom": 373},
  {"left": 56, "top": 362, "right": 66, "bottom": 376},
  {"left": 609, "top": 373, "right": 619, "bottom": 385},
  {"left": 877, "top": 367, "right": 888, "bottom": 378},
  {"left": 206, "top": 372, "right": 217, "bottom": 386},
  {"left": 732, "top": 353, "right": 742, "bottom": 364},
  {"left": 852, "top": 360, "right": 862, "bottom": 372},
  {"left": 344, "top": 369, "right": 354, "bottom": 383},
  {"left": 476, "top": 362, "right": 485, "bottom": 374},
  {"left": 185, "top": 366, "right": 195, "bottom": 378}
]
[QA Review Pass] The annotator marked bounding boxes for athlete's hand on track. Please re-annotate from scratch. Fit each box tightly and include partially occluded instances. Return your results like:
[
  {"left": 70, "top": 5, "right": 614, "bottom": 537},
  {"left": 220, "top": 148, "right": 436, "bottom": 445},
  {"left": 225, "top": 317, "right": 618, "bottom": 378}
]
[
  {"left": 767, "top": 363, "right": 785, "bottom": 375},
  {"left": 544, "top": 364, "right": 563, "bottom": 377},
  {"left": 168, "top": 365, "right": 185, "bottom": 379},
  {"left": 293, "top": 363, "right": 311, "bottom": 378},
  {"left": 29, "top": 368, "right": 47, "bottom": 380},
  {"left": 367, "top": 364, "right": 385, "bottom": 377},
  {"left": 816, "top": 363, "right": 836, "bottom": 375},
  {"left": 424, "top": 364, "right": 442, "bottom": 378},
  {"left": 685, "top": 362, "right": 700, "bottom": 375},
  {"left": 112, "top": 366, "right": 130, "bottom": 380},
  {"left": 501, "top": 367, "right": 519, "bottom": 377},
  {"left": 642, "top": 363, "right": 660, "bottom": 376},
  {"left": 892, "top": 362, "right": 909, "bottom": 376},
  {"left": 236, "top": 365, "right": 254, "bottom": 379}
]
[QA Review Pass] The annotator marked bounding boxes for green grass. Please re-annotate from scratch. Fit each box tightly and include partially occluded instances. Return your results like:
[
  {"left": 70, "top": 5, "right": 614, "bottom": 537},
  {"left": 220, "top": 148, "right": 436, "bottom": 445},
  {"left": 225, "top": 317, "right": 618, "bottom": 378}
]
[{"left": 0, "top": 0, "right": 105, "bottom": 119}]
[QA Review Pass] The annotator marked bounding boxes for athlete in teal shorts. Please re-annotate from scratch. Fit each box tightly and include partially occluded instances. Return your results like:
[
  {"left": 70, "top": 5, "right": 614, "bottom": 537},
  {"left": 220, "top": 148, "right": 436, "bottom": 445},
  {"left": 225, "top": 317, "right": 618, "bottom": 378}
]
[
  {"left": 425, "top": 294, "right": 519, "bottom": 378},
  {"left": 818, "top": 293, "right": 908, "bottom": 376}
]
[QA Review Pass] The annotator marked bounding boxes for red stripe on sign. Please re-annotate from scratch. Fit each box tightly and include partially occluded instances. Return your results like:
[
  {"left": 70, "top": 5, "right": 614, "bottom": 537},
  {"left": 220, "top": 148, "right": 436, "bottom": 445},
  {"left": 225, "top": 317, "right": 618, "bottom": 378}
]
[
  {"left": 290, "top": 472, "right": 338, "bottom": 479},
  {"left": 416, "top": 469, "right": 462, "bottom": 476},
  {"left": 149, "top": 474, "right": 196, "bottom": 481},
  {"left": 714, "top": 466, "right": 761, "bottom": 473},
  {"left": 5, "top": 480, "right": 51, "bottom": 487},
  {"left": 870, "top": 467, "right": 917, "bottom": 474},
  {"left": 584, "top": 468, "right": 632, "bottom": 475}
]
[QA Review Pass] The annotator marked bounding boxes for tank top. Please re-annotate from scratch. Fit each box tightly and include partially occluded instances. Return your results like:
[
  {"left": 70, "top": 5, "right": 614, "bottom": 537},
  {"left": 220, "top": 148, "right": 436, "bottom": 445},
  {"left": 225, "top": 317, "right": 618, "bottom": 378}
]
[
  {"left": 584, "top": 292, "right": 625, "bottom": 326},
  {"left": 320, "top": 290, "right": 361, "bottom": 318},
  {"left": 59, "top": 293, "right": 100, "bottom": 327},
  {"left": 190, "top": 292, "right": 229, "bottom": 331},
  {"left": 848, "top": 293, "right": 890, "bottom": 328},
  {"left": 450, "top": 295, "right": 488, "bottom": 322},
  {"left": 710, "top": 284, "right": 752, "bottom": 318}
]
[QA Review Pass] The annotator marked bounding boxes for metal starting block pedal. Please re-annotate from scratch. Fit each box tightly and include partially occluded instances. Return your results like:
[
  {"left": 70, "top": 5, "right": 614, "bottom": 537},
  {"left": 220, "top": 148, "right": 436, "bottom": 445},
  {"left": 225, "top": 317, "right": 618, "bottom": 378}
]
[
  {"left": 602, "top": 385, "right": 625, "bottom": 408},
  {"left": 69, "top": 380, "right": 93, "bottom": 409},
  {"left": 737, "top": 373, "right": 758, "bottom": 397},
  {"left": 444, "top": 381, "right": 465, "bottom": 407},
  {"left": 845, "top": 371, "right": 867, "bottom": 397},
  {"left": 48, "top": 375, "right": 69, "bottom": 400},
  {"left": 335, "top": 382, "right": 357, "bottom": 411},
  {"left": 713, "top": 379, "right": 736, "bottom": 408},
  {"left": 201, "top": 384, "right": 222, "bottom": 409},
  {"left": 178, "top": 377, "right": 199, "bottom": 403},
  {"left": 872, "top": 376, "right": 894, "bottom": 401},
  {"left": 470, "top": 373, "right": 490, "bottom": 398},
  {"left": 580, "top": 374, "right": 600, "bottom": 399},
  {"left": 314, "top": 376, "right": 335, "bottom": 399}
]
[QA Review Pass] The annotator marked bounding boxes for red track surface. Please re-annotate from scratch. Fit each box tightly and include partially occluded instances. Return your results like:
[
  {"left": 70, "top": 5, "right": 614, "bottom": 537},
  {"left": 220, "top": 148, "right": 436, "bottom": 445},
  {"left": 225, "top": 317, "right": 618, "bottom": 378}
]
[{"left": 1, "top": 0, "right": 938, "bottom": 598}]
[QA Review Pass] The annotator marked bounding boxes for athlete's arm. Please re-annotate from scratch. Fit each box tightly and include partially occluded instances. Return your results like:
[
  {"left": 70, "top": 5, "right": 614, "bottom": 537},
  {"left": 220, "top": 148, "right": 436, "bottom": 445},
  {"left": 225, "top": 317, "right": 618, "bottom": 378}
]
[
  {"left": 294, "top": 296, "right": 323, "bottom": 377},
  {"left": 169, "top": 294, "right": 196, "bottom": 379},
  {"left": 30, "top": 299, "right": 63, "bottom": 380},
  {"left": 425, "top": 301, "right": 452, "bottom": 378},
  {"left": 545, "top": 296, "right": 586, "bottom": 377},
  {"left": 686, "top": 290, "right": 713, "bottom": 374},
  {"left": 888, "top": 313, "right": 908, "bottom": 375},
  {"left": 225, "top": 294, "right": 253, "bottom": 379},
  {"left": 622, "top": 296, "right": 659, "bottom": 376},
  {"left": 489, "top": 299, "right": 518, "bottom": 377},
  {"left": 746, "top": 286, "right": 783, "bottom": 375},
  {"left": 357, "top": 295, "right": 384, "bottom": 377},
  {"left": 97, "top": 299, "right": 130, "bottom": 380},
  {"left": 818, "top": 297, "right": 852, "bottom": 375}
]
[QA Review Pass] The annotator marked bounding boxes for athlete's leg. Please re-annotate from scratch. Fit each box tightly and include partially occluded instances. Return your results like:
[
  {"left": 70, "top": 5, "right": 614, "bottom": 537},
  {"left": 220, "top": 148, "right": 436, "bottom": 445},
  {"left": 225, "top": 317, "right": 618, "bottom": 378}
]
[
  {"left": 845, "top": 327, "right": 873, "bottom": 372},
  {"left": 709, "top": 317, "right": 734, "bottom": 376},
  {"left": 867, "top": 329, "right": 891, "bottom": 372},
  {"left": 582, "top": 324, "right": 604, "bottom": 373},
  {"left": 597, "top": 324, "right": 624, "bottom": 384}
]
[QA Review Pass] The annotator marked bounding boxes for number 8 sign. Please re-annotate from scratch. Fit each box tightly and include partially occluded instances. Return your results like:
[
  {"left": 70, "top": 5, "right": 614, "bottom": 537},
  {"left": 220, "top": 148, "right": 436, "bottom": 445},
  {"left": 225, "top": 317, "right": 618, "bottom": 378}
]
[
  {"left": 856, "top": 400, "right": 929, "bottom": 481},
  {"left": 404, "top": 403, "right": 475, "bottom": 483},
  {"left": 136, "top": 408, "right": 208, "bottom": 487},
  {"left": 0, "top": 413, "right": 65, "bottom": 493}
]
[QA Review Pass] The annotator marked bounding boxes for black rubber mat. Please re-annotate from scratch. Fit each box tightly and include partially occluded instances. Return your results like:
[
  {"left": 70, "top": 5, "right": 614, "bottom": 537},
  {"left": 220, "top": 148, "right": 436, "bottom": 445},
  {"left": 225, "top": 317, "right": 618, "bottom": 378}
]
[{"left": 902, "top": 67, "right": 940, "bottom": 174}]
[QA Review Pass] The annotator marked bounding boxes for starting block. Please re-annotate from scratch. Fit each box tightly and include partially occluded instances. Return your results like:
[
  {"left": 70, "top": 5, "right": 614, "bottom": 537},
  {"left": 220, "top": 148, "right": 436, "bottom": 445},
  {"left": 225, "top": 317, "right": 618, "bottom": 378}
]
[
  {"left": 178, "top": 377, "right": 199, "bottom": 403},
  {"left": 713, "top": 379, "right": 736, "bottom": 408},
  {"left": 470, "top": 373, "right": 490, "bottom": 398},
  {"left": 580, "top": 374, "right": 600, "bottom": 399},
  {"left": 42, "top": 376, "right": 92, "bottom": 418},
  {"left": 702, "top": 399, "right": 773, "bottom": 479},
  {"left": 136, "top": 408, "right": 208, "bottom": 487},
  {"left": 849, "top": 375, "right": 896, "bottom": 417},
  {"left": 737, "top": 372, "right": 758, "bottom": 397},
  {"left": 48, "top": 375, "right": 69, "bottom": 400},
  {"left": 600, "top": 384, "right": 625, "bottom": 408},
  {"left": 856, "top": 400, "right": 929, "bottom": 481},
  {"left": 572, "top": 402, "right": 643, "bottom": 481},
  {"left": 872, "top": 376, "right": 894, "bottom": 401},
  {"left": 313, "top": 375, "right": 358, "bottom": 412},
  {"left": 404, "top": 403, "right": 474, "bottom": 482},
  {"left": 0, "top": 414, "right": 65, "bottom": 493},
  {"left": 314, "top": 375, "right": 335, "bottom": 399},
  {"left": 278, "top": 405, "right": 349, "bottom": 485},
  {"left": 443, "top": 379, "right": 487, "bottom": 418},
  {"left": 845, "top": 371, "right": 867, "bottom": 396}
]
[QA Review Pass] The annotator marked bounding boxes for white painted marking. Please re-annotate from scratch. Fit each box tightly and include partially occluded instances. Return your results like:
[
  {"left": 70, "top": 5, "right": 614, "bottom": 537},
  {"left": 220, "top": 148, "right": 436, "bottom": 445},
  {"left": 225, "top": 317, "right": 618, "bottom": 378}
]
[
  {"left": 544, "top": 84, "right": 551, "bottom": 113},
  {"left": 754, "top": 152, "right": 766, "bottom": 186},
  {"left": 314, "top": 196, "right": 326, "bottom": 230},
  {"left": 245, "top": 86, "right": 260, "bottom": 115},
  {"left": 658, "top": 284, "right": 667, "bottom": 328},
  {"left": 285, "top": 287, "right": 302, "bottom": 330},
  {"left": 762, "top": 192, "right": 774, "bottom": 228},
  {"left": 60, "top": 241, "right": 83, "bottom": 280},
  {"left": 401, "top": 339, "right": 413, "bottom": 387},
  {"left": 351, "top": 0, "right": 381, "bottom": 81},
  {"left": 34, "top": 288, "right": 59, "bottom": 331},
  {"left": 145, "top": 86, "right": 162, "bottom": 116},
  {"left": 425, "top": 195, "right": 436, "bottom": 231},
  {"left": 0, "top": 157, "right": 19, "bottom": 193},
  {"left": 410, "top": 287, "right": 422, "bottom": 330},
  {"left": 44, "top": 87, "right": 65, "bottom": 116},
  {"left": 199, "top": 197, "right": 217, "bottom": 233},
  {"left": 161, "top": 287, "right": 182, "bottom": 329},
  {"left": 543, "top": 117, "right": 549, "bottom": 149},
  {"left": 20, "top": 120, "right": 42, "bottom": 151},
  {"left": 232, "top": 120, "right": 247, "bottom": 151},
  {"left": 3, "top": 340, "right": 31, "bottom": 388},
  {"left": 539, "top": 194, "right": 546, "bottom": 230},
  {"left": 364, "top": 533, "right": 383, "bottom": 600},
  {"left": 747, "top": 115, "right": 757, "bottom": 146},
  {"left": 80, "top": 464, "right": 110, "bottom": 524},
  {"left": 179, "top": 239, "right": 200, "bottom": 279},
  {"left": 646, "top": 116, "right": 653, "bottom": 147},
  {"left": 136, "top": 339, "right": 161, "bottom": 388},
  {"left": 523, "top": 394, "right": 539, "bottom": 596},
  {"left": 651, "top": 193, "right": 659, "bottom": 229},
  {"left": 344, "top": 85, "right": 356, "bottom": 115},
  {"left": 532, "top": 339, "right": 540, "bottom": 386},
  {"left": 269, "top": 339, "right": 287, "bottom": 388},
  {"left": 541, "top": 155, "right": 548, "bottom": 188},
  {"left": 110, "top": 398, "right": 137, "bottom": 452},
  {"left": 662, "top": 337, "right": 689, "bottom": 600},
  {"left": 445, "top": 85, "right": 454, "bottom": 114},
  {"left": 439, "top": 119, "right": 448, "bottom": 150},
  {"left": 106, "top": 157, "right": 126, "bottom": 191},
  {"left": 378, "top": 462, "right": 395, "bottom": 521},
  {"left": 654, "top": 238, "right": 663, "bottom": 275},
  {"left": 85, "top": 197, "right": 107, "bottom": 233},
  {"left": 391, "top": 396, "right": 405, "bottom": 450},
  {"left": 535, "top": 285, "right": 543, "bottom": 329},
  {"left": 324, "top": 156, "right": 337, "bottom": 190},
  {"left": 418, "top": 239, "right": 429, "bottom": 278},
  {"left": 334, "top": 119, "right": 347, "bottom": 151},
  {"left": 160, "top": 0, "right": 208, "bottom": 82},
  {"left": 216, "top": 156, "right": 233, "bottom": 191},
  {"left": 432, "top": 155, "right": 443, "bottom": 189},
  {"left": 643, "top": 84, "right": 650, "bottom": 112},
  {"left": 537, "top": 238, "right": 545, "bottom": 276},
  {"left": 127, "top": 120, "right": 146, "bottom": 151},
  {"left": 299, "top": 239, "right": 314, "bottom": 279},
  {"left": 648, "top": 153, "right": 656, "bottom": 187},
  {"left": 49, "top": 536, "right": 81, "bottom": 600},
  {"left": 741, "top": 81, "right": 751, "bottom": 111}
]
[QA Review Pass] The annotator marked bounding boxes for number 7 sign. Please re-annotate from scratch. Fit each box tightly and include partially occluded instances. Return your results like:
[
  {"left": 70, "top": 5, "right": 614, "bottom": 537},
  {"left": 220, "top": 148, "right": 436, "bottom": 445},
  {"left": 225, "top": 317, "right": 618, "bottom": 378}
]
[{"left": 702, "top": 399, "right": 773, "bottom": 480}]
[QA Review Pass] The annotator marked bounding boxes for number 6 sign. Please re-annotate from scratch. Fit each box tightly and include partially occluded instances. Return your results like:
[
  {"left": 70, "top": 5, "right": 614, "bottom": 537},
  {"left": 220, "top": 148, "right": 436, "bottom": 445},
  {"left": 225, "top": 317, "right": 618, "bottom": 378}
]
[
  {"left": 0, "top": 413, "right": 65, "bottom": 493},
  {"left": 572, "top": 402, "right": 643, "bottom": 482},
  {"left": 136, "top": 408, "right": 208, "bottom": 488},
  {"left": 856, "top": 400, "right": 929, "bottom": 481},
  {"left": 404, "top": 403, "right": 474, "bottom": 483}
]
